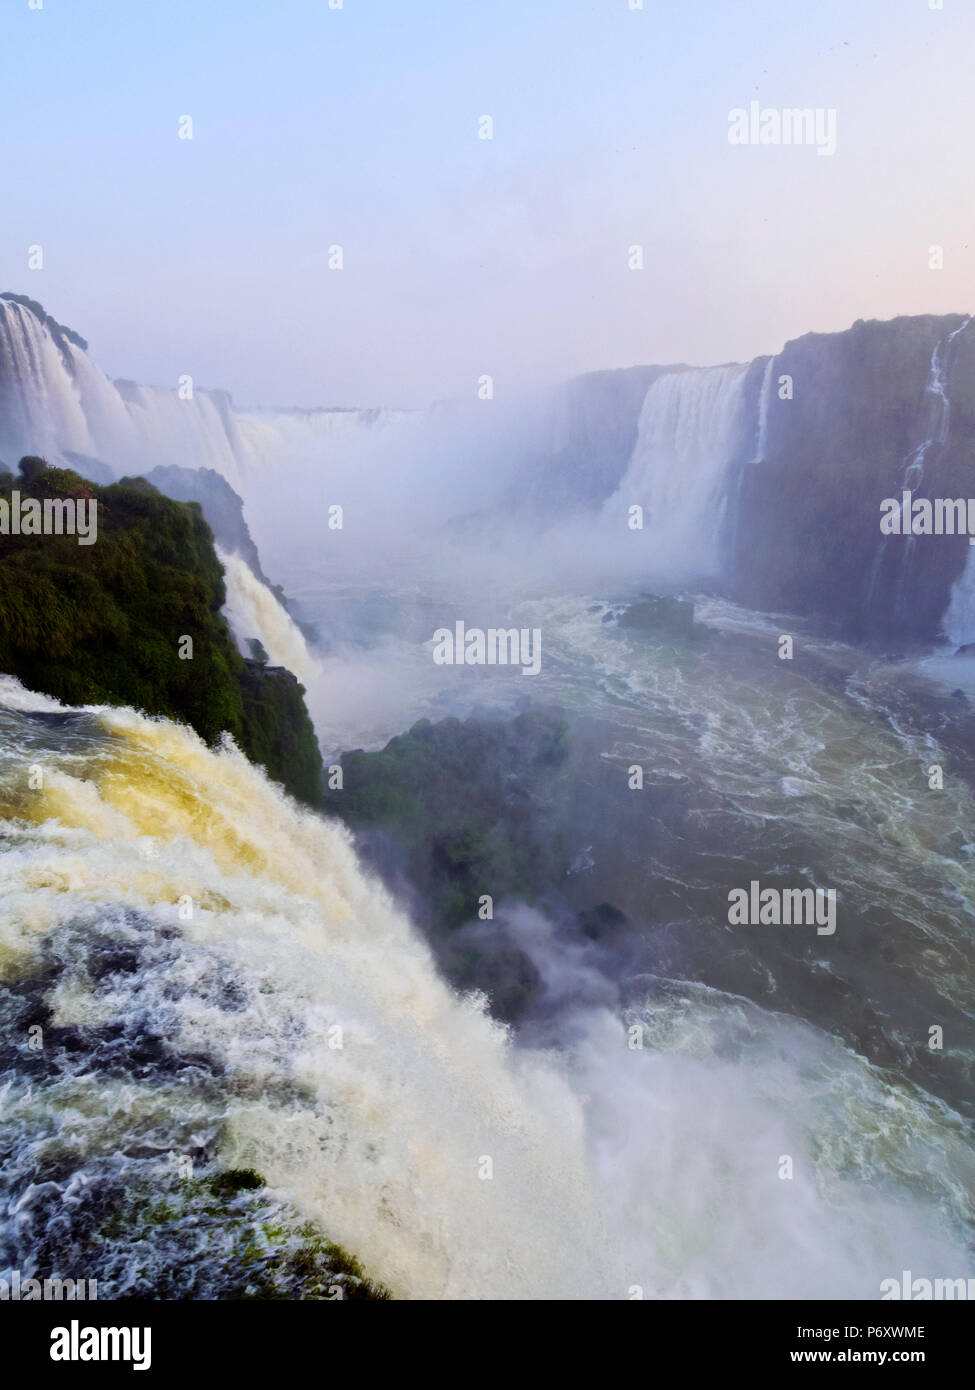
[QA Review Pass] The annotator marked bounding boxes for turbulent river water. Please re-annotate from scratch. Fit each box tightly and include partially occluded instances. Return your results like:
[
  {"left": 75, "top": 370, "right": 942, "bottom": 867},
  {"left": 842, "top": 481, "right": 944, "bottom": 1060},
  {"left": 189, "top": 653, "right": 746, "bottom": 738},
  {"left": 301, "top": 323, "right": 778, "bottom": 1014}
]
[{"left": 6, "top": 546, "right": 969, "bottom": 1299}]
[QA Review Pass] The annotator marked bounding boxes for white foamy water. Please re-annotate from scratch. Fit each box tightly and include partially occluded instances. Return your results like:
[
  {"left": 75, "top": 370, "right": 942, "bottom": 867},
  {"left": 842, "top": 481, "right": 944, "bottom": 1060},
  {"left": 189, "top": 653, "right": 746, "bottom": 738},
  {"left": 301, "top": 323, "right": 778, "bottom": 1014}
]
[
  {"left": 0, "top": 298, "right": 408, "bottom": 492},
  {"left": 218, "top": 549, "right": 317, "bottom": 683},
  {"left": 751, "top": 356, "right": 776, "bottom": 465},
  {"left": 603, "top": 364, "right": 750, "bottom": 576},
  {"left": 1, "top": 684, "right": 971, "bottom": 1299},
  {"left": 216, "top": 546, "right": 338, "bottom": 743}
]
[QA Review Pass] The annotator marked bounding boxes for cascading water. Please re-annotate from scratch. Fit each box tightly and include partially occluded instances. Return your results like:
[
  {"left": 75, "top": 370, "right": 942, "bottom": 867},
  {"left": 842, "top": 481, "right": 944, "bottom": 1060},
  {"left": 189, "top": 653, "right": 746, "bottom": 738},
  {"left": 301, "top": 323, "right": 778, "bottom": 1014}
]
[
  {"left": 604, "top": 364, "right": 751, "bottom": 578},
  {"left": 0, "top": 299, "right": 123, "bottom": 465},
  {"left": 1, "top": 675, "right": 972, "bottom": 1300},
  {"left": 0, "top": 681, "right": 609, "bottom": 1299},
  {"left": 891, "top": 318, "right": 972, "bottom": 620},
  {"left": 219, "top": 549, "right": 316, "bottom": 679},
  {"left": 934, "top": 321, "right": 975, "bottom": 646},
  {"left": 722, "top": 354, "right": 776, "bottom": 569},
  {"left": 5, "top": 291, "right": 975, "bottom": 1302},
  {"left": 942, "top": 557, "right": 975, "bottom": 651},
  {"left": 0, "top": 298, "right": 407, "bottom": 491},
  {"left": 751, "top": 356, "right": 775, "bottom": 466},
  {"left": 218, "top": 547, "right": 330, "bottom": 737}
]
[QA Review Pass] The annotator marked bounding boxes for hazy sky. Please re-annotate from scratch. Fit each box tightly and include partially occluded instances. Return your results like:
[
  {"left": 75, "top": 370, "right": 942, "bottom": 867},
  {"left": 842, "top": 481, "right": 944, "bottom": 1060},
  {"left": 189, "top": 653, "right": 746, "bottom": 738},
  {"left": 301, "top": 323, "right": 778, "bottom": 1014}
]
[{"left": 2, "top": 0, "right": 973, "bottom": 408}]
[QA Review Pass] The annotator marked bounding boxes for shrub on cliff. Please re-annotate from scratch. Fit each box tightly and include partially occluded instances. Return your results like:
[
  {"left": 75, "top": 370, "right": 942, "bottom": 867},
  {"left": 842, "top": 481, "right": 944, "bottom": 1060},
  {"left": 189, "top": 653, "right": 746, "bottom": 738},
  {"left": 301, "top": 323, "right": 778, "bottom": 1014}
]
[
  {"left": 0, "top": 460, "right": 322, "bottom": 805},
  {"left": 326, "top": 707, "right": 571, "bottom": 928}
]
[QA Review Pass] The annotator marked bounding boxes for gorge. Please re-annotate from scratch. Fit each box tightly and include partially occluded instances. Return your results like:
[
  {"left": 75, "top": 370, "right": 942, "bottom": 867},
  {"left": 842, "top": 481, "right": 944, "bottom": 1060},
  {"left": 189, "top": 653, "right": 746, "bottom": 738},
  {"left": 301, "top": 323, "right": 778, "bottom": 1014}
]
[
  {"left": 2, "top": 293, "right": 974, "bottom": 1303},
  {"left": 4, "top": 293, "right": 974, "bottom": 648}
]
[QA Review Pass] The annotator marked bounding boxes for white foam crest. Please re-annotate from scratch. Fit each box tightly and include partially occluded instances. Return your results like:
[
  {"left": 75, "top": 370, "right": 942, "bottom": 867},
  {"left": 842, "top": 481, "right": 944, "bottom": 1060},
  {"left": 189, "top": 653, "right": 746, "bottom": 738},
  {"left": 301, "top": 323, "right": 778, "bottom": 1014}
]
[
  {"left": 1, "top": 702, "right": 971, "bottom": 1298},
  {"left": 0, "top": 674, "right": 68, "bottom": 713},
  {"left": 218, "top": 550, "right": 315, "bottom": 678},
  {"left": 603, "top": 364, "right": 750, "bottom": 577}
]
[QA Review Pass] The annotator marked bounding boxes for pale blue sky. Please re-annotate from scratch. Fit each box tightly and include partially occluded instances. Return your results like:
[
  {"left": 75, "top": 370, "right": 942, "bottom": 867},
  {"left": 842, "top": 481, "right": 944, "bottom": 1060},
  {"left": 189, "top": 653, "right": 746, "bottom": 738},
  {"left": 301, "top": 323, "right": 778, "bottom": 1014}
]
[{"left": 2, "top": 0, "right": 973, "bottom": 407}]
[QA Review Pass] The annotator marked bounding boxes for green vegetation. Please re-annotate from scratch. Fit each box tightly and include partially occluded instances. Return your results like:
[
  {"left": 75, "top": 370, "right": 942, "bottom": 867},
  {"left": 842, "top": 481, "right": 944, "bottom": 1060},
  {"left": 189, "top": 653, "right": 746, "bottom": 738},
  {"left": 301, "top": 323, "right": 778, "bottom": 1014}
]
[
  {"left": 325, "top": 706, "right": 643, "bottom": 1021},
  {"left": 0, "top": 458, "right": 322, "bottom": 805},
  {"left": 208, "top": 1168, "right": 266, "bottom": 1198},
  {"left": 239, "top": 659, "right": 323, "bottom": 806},
  {"left": 327, "top": 706, "right": 571, "bottom": 932},
  {"left": 91, "top": 1171, "right": 391, "bottom": 1300}
]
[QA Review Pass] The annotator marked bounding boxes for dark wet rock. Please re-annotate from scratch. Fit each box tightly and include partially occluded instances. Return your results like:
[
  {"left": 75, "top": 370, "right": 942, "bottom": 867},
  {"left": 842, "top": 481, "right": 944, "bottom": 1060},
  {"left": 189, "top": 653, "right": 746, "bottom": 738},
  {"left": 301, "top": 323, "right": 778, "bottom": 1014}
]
[
  {"left": 728, "top": 313, "right": 975, "bottom": 643},
  {"left": 619, "top": 593, "right": 697, "bottom": 638},
  {"left": 441, "top": 938, "right": 542, "bottom": 1024},
  {"left": 578, "top": 902, "right": 629, "bottom": 941}
]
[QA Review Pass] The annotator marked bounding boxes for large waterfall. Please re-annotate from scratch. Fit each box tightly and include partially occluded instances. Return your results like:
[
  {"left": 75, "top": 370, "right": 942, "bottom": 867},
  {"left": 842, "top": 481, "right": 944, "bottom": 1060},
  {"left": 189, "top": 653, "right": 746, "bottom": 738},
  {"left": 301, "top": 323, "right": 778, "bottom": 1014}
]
[
  {"left": 0, "top": 681, "right": 607, "bottom": 1299},
  {"left": 929, "top": 319, "right": 975, "bottom": 646},
  {"left": 603, "top": 364, "right": 752, "bottom": 577},
  {"left": 2, "top": 678, "right": 970, "bottom": 1299},
  {"left": 890, "top": 318, "right": 972, "bottom": 624},
  {"left": 0, "top": 297, "right": 406, "bottom": 491},
  {"left": 0, "top": 298, "right": 131, "bottom": 468},
  {"left": 3, "top": 306, "right": 975, "bottom": 1301}
]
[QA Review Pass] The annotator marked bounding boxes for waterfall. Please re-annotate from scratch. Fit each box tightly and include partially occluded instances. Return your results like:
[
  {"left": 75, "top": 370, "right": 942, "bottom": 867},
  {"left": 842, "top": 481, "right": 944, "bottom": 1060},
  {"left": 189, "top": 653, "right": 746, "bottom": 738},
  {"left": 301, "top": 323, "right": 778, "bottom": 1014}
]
[
  {"left": 895, "top": 318, "right": 971, "bottom": 635},
  {"left": 0, "top": 299, "right": 127, "bottom": 465},
  {"left": 1, "top": 680, "right": 970, "bottom": 1299},
  {"left": 0, "top": 298, "right": 407, "bottom": 491},
  {"left": 751, "top": 356, "right": 775, "bottom": 465},
  {"left": 217, "top": 546, "right": 330, "bottom": 740},
  {"left": 0, "top": 686, "right": 609, "bottom": 1299},
  {"left": 219, "top": 548, "right": 314, "bottom": 677},
  {"left": 901, "top": 319, "right": 969, "bottom": 498},
  {"left": 604, "top": 364, "right": 751, "bottom": 577}
]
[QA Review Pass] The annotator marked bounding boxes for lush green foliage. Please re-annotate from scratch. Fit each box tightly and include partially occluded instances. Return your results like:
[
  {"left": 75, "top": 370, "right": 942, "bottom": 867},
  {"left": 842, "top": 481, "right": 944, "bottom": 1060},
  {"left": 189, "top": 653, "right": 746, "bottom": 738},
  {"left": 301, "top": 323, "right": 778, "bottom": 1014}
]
[
  {"left": 0, "top": 460, "right": 322, "bottom": 805},
  {"left": 239, "top": 660, "right": 323, "bottom": 807},
  {"left": 327, "top": 707, "right": 571, "bottom": 929}
]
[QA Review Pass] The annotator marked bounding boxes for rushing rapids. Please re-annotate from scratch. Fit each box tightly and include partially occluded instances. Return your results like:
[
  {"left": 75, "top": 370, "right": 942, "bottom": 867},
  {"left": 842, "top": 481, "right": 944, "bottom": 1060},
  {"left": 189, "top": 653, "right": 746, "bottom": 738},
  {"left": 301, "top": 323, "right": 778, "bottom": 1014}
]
[
  {"left": 3, "top": 296, "right": 975, "bottom": 1300},
  {"left": 0, "top": 680, "right": 606, "bottom": 1299},
  {"left": 1, "top": 673, "right": 972, "bottom": 1300}
]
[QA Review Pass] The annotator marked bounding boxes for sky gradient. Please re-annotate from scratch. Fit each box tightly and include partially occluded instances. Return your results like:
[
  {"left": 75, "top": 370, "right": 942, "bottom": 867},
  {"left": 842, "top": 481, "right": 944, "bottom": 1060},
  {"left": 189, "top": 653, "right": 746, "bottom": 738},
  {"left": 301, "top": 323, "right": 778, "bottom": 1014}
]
[{"left": 2, "top": 0, "right": 973, "bottom": 408}]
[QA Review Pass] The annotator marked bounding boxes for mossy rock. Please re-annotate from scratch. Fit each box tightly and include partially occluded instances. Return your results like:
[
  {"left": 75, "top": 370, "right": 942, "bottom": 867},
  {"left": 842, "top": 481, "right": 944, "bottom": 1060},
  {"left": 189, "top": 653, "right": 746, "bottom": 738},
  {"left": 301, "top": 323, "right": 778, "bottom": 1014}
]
[{"left": 208, "top": 1168, "right": 266, "bottom": 1198}]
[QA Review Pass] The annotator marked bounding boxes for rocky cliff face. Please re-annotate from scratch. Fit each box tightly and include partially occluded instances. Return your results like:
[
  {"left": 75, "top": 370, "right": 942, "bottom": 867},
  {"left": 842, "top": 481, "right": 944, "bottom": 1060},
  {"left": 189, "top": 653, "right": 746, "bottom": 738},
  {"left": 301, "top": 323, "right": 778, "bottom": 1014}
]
[
  {"left": 728, "top": 314, "right": 975, "bottom": 644},
  {"left": 520, "top": 313, "right": 975, "bottom": 645},
  {"left": 139, "top": 464, "right": 274, "bottom": 587},
  {"left": 515, "top": 365, "right": 669, "bottom": 514}
]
